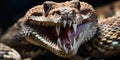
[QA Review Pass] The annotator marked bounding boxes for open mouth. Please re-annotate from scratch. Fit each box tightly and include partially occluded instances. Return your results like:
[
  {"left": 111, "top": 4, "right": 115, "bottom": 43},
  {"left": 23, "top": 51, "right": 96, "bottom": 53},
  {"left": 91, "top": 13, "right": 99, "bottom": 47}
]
[{"left": 23, "top": 17, "right": 93, "bottom": 52}]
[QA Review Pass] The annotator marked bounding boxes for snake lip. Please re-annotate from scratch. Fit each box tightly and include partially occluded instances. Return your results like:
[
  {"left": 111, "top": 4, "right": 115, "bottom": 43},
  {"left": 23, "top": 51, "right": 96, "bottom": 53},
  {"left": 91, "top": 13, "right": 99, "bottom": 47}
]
[
  {"left": 23, "top": 16, "right": 97, "bottom": 58},
  {"left": 23, "top": 16, "right": 93, "bottom": 53},
  {"left": 22, "top": 0, "right": 97, "bottom": 57},
  {"left": 58, "top": 19, "right": 92, "bottom": 54}
]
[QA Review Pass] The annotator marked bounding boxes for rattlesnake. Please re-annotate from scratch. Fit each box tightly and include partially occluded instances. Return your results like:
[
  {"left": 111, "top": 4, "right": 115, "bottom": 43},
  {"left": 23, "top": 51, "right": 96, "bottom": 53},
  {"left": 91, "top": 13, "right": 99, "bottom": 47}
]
[{"left": 0, "top": 0, "right": 120, "bottom": 60}]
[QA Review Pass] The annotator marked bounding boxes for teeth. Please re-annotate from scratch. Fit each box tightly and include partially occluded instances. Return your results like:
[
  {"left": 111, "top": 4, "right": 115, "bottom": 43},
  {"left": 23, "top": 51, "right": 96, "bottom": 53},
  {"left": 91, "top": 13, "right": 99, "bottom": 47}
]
[
  {"left": 63, "top": 20, "right": 67, "bottom": 27},
  {"left": 73, "top": 38, "right": 77, "bottom": 49},
  {"left": 70, "top": 44, "right": 73, "bottom": 50},
  {"left": 73, "top": 24, "right": 77, "bottom": 34},
  {"left": 68, "top": 20, "right": 72, "bottom": 27},
  {"left": 79, "top": 34, "right": 82, "bottom": 39},
  {"left": 56, "top": 26, "right": 61, "bottom": 36},
  {"left": 57, "top": 38, "right": 62, "bottom": 48},
  {"left": 63, "top": 44, "right": 68, "bottom": 53}
]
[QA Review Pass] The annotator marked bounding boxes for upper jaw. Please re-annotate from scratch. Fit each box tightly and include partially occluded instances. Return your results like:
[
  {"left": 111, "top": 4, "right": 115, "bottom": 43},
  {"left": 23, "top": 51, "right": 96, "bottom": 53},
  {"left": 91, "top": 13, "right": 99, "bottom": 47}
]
[{"left": 23, "top": 12, "right": 96, "bottom": 58}]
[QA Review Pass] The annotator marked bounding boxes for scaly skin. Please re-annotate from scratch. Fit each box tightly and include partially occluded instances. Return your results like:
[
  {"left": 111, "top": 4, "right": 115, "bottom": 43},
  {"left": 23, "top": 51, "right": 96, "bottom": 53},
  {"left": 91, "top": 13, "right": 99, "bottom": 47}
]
[
  {"left": 80, "top": 16, "right": 120, "bottom": 59},
  {"left": 22, "top": 1, "right": 97, "bottom": 58},
  {"left": 0, "top": 43, "right": 21, "bottom": 60},
  {"left": 0, "top": 0, "right": 120, "bottom": 60},
  {"left": 0, "top": 0, "right": 97, "bottom": 59},
  {"left": 79, "top": 1, "right": 120, "bottom": 59},
  {"left": 78, "top": 1, "right": 120, "bottom": 59}
]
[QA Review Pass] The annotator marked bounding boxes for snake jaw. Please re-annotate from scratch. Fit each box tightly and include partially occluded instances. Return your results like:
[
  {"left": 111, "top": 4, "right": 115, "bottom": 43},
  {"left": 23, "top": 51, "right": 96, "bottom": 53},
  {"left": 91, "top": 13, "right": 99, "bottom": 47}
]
[
  {"left": 58, "top": 22, "right": 97, "bottom": 55},
  {"left": 22, "top": 1, "right": 97, "bottom": 58},
  {"left": 23, "top": 14, "right": 97, "bottom": 58}
]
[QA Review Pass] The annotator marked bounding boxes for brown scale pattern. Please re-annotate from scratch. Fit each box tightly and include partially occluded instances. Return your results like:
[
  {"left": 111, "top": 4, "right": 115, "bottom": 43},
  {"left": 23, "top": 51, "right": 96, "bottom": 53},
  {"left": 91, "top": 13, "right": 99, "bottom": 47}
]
[
  {"left": 80, "top": 16, "right": 120, "bottom": 58},
  {"left": 0, "top": 43, "right": 21, "bottom": 60},
  {"left": 0, "top": 0, "right": 120, "bottom": 60}
]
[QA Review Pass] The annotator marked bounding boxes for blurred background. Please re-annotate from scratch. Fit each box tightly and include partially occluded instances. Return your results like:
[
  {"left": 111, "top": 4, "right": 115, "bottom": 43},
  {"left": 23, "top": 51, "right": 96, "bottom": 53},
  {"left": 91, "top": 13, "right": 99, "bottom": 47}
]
[
  {"left": 0, "top": 0, "right": 120, "bottom": 60},
  {"left": 0, "top": 0, "right": 118, "bottom": 34}
]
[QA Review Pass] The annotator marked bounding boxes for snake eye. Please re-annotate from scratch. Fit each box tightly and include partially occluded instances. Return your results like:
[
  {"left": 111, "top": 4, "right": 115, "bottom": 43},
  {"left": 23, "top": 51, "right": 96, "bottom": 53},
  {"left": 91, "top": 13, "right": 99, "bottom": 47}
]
[
  {"left": 52, "top": 11, "right": 61, "bottom": 15},
  {"left": 32, "top": 12, "right": 43, "bottom": 16},
  {"left": 28, "top": 12, "right": 43, "bottom": 21}
]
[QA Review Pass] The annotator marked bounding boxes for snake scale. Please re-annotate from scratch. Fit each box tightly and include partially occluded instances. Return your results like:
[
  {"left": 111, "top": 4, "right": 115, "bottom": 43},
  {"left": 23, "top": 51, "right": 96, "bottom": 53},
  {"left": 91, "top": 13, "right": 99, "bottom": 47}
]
[{"left": 0, "top": 0, "right": 120, "bottom": 60}]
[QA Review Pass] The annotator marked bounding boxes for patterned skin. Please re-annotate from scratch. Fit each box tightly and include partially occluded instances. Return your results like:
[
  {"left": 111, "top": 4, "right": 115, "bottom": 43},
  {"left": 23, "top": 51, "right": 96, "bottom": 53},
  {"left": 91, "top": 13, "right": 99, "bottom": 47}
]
[
  {"left": 0, "top": 43, "right": 21, "bottom": 60},
  {"left": 80, "top": 16, "right": 120, "bottom": 59},
  {"left": 0, "top": 0, "right": 120, "bottom": 60}
]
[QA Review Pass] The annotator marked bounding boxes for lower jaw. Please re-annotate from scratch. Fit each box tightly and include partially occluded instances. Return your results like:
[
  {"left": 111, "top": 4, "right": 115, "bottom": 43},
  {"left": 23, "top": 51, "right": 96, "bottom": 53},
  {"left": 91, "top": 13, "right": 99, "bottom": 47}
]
[{"left": 24, "top": 22, "right": 97, "bottom": 58}]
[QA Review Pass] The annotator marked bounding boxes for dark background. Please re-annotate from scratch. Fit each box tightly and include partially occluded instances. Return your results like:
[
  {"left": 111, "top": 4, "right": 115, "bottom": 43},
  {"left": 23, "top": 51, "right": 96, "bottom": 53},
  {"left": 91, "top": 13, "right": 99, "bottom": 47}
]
[
  {"left": 0, "top": 0, "right": 117, "bottom": 33},
  {"left": 0, "top": 0, "right": 119, "bottom": 60}
]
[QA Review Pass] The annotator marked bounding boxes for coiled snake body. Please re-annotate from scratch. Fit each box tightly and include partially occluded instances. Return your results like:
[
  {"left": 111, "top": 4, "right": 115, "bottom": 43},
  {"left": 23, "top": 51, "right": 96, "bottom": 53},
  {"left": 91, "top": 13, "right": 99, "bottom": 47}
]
[{"left": 0, "top": 0, "right": 120, "bottom": 60}]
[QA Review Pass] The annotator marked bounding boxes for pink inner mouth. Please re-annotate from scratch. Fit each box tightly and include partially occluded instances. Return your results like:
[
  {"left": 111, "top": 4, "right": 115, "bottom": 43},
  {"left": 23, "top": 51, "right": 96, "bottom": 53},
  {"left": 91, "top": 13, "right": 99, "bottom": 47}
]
[
  {"left": 26, "top": 19, "right": 89, "bottom": 49},
  {"left": 59, "top": 23, "right": 87, "bottom": 48}
]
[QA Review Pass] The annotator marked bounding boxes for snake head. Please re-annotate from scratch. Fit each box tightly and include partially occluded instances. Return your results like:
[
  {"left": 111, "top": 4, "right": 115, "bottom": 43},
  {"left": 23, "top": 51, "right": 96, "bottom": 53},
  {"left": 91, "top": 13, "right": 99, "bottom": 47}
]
[{"left": 22, "top": 0, "right": 97, "bottom": 58}]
